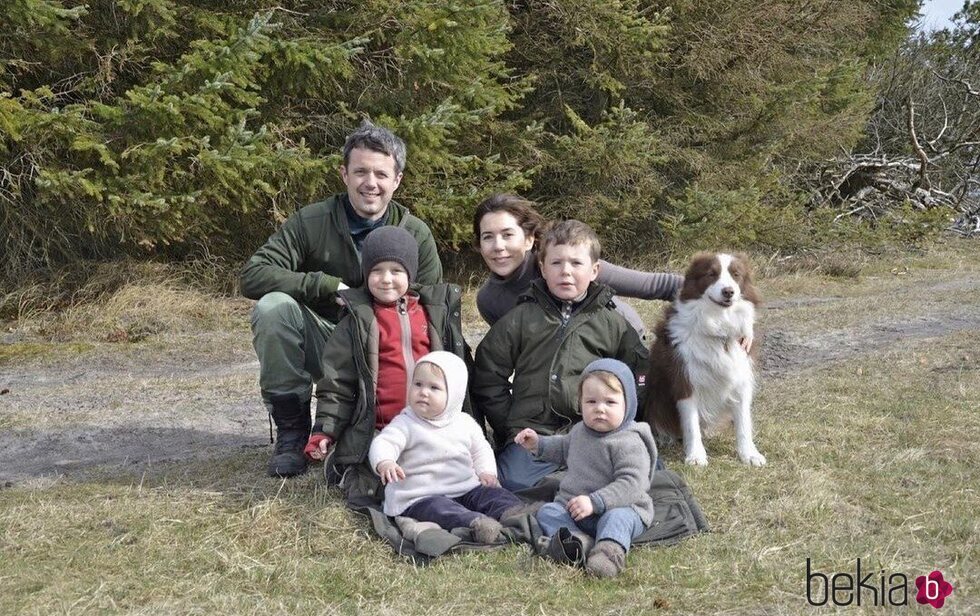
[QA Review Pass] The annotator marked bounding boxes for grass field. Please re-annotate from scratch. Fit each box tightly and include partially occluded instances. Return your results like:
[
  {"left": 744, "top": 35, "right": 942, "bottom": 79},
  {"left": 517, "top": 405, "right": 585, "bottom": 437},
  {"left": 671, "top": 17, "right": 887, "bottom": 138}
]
[{"left": 1, "top": 242, "right": 978, "bottom": 614}]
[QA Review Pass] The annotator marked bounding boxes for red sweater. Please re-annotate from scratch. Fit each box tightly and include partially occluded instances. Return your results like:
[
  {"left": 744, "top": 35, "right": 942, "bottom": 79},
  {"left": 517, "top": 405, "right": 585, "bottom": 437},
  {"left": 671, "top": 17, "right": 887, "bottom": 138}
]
[{"left": 373, "top": 295, "right": 431, "bottom": 429}]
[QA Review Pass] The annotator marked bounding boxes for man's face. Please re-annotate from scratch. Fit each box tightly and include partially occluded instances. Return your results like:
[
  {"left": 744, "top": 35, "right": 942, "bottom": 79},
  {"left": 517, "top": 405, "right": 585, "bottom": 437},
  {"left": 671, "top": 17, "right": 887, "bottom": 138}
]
[
  {"left": 340, "top": 147, "right": 403, "bottom": 221},
  {"left": 540, "top": 242, "right": 599, "bottom": 301}
]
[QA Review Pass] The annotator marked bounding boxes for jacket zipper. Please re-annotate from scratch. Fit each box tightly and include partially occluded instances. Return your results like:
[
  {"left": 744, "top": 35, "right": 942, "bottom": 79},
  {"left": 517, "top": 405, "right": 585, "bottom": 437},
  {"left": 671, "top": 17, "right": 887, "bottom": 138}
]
[
  {"left": 542, "top": 290, "right": 603, "bottom": 430},
  {"left": 397, "top": 297, "right": 416, "bottom": 404}
]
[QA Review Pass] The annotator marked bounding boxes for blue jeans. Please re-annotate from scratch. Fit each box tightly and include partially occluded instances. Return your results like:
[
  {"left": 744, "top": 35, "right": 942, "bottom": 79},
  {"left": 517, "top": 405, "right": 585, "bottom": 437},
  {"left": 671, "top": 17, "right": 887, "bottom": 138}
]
[
  {"left": 496, "top": 443, "right": 560, "bottom": 491},
  {"left": 537, "top": 502, "right": 645, "bottom": 552}
]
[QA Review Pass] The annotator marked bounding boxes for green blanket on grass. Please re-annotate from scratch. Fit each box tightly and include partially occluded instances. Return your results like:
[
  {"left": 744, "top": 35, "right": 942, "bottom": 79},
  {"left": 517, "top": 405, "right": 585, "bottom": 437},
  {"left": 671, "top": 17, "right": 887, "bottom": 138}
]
[{"left": 344, "top": 469, "right": 709, "bottom": 565}]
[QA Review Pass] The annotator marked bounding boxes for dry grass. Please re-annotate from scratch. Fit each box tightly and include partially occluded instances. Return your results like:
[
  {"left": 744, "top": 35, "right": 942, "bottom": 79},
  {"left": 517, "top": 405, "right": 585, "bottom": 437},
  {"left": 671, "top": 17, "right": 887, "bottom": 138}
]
[
  {"left": 2, "top": 335, "right": 976, "bottom": 614},
  {"left": 1, "top": 259, "right": 249, "bottom": 343},
  {"left": 1, "top": 240, "right": 979, "bottom": 614}
]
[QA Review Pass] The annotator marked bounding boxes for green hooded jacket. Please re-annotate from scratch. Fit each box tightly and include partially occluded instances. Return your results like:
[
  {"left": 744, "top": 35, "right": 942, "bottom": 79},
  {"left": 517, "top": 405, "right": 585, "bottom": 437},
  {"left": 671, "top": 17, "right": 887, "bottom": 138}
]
[
  {"left": 313, "top": 283, "right": 473, "bottom": 466},
  {"left": 240, "top": 193, "right": 443, "bottom": 324},
  {"left": 472, "top": 279, "right": 649, "bottom": 447}
]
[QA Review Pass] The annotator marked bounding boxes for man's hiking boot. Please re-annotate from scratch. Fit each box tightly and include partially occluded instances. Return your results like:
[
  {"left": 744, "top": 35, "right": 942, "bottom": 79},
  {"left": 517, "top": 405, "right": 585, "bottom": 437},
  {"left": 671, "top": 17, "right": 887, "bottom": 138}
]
[
  {"left": 267, "top": 394, "right": 311, "bottom": 477},
  {"left": 585, "top": 540, "right": 627, "bottom": 578}
]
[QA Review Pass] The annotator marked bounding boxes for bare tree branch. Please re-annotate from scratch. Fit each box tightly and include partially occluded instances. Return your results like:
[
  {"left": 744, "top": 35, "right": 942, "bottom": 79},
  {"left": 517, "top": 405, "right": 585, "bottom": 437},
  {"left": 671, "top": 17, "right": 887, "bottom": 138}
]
[{"left": 906, "top": 98, "right": 931, "bottom": 189}]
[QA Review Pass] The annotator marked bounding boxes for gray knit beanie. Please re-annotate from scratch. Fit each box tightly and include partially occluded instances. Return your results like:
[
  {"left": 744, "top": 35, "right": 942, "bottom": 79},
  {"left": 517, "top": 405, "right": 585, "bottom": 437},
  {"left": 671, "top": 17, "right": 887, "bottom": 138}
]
[
  {"left": 361, "top": 226, "right": 419, "bottom": 283},
  {"left": 581, "top": 358, "right": 638, "bottom": 433}
]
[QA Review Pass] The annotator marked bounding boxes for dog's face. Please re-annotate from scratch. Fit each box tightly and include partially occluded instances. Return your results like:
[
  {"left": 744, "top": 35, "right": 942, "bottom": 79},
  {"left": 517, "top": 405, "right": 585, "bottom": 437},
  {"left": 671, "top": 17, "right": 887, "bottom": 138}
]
[{"left": 680, "top": 253, "right": 754, "bottom": 308}]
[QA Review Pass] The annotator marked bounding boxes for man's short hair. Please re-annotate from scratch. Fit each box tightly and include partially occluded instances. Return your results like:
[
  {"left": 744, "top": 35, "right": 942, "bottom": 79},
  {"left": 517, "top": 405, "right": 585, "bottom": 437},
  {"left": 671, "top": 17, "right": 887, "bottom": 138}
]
[
  {"left": 343, "top": 120, "right": 407, "bottom": 174},
  {"left": 538, "top": 219, "right": 601, "bottom": 263}
]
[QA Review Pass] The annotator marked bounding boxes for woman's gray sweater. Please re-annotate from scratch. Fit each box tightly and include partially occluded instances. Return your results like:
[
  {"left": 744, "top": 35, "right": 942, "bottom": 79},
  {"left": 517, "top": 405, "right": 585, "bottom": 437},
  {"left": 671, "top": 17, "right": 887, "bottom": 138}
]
[{"left": 476, "top": 253, "right": 682, "bottom": 336}]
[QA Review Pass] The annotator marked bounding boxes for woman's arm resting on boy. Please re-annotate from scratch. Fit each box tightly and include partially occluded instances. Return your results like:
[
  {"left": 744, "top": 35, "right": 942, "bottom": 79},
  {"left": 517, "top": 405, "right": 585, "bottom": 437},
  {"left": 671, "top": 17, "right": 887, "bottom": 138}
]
[{"left": 596, "top": 261, "right": 683, "bottom": 301}]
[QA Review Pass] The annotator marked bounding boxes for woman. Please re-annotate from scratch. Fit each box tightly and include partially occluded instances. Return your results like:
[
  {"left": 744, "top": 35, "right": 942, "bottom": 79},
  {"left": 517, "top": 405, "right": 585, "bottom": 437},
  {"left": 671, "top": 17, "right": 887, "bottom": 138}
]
[{"left": 473, "top": 194, "right": 682, "bottom": 338}]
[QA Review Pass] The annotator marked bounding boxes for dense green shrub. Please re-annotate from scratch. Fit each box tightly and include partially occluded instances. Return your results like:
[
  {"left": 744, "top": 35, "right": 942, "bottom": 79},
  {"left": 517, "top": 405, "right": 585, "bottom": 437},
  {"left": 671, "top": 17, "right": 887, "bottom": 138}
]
[
  {"left": 1, "top": 0, "right": 531, "bottom": 279},
  {"left": 1, "top": 0, "right": 932, "bottom": 285}
]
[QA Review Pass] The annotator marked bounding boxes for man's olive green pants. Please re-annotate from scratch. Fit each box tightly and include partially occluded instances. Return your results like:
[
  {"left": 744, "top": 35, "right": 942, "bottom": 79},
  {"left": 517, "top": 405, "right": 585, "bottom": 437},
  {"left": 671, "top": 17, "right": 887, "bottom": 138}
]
[{"left": 250, "top": 292, "right": 336, "bottom": 409}]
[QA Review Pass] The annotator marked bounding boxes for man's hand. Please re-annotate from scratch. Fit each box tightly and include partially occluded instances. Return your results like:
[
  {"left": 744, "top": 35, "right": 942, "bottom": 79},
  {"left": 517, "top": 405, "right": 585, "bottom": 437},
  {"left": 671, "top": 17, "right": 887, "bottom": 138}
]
[
  {"left": 514, "top": 428, "right": 539, "bottom": 453},
  {"left": 566, "top": 495, "right": 594, "bottom": 521},
  {"left": 335, "top": 282, "right": 350, "bottom": 306},
  {"left": 304, "top": 433, "right": 334, "bottom": 461},
  {"left": 376, "top": 460, "right": 406, "bottom": 485},
  {"left": 478, "top": 472, "right": 500, "bottom": 487}
]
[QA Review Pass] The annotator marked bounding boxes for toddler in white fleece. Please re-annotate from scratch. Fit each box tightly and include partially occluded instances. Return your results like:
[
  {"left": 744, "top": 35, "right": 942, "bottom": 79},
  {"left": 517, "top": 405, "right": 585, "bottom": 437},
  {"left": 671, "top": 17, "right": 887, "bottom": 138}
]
[{"left": 369, "top": 351, "right": 526, "bottom": 543}]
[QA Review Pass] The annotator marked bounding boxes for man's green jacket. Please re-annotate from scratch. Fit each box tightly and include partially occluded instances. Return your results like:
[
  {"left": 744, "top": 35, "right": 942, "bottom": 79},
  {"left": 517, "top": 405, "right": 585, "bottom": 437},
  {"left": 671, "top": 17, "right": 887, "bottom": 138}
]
[{"left": 240, "top": 193, "right": 443, "bottom": 323}]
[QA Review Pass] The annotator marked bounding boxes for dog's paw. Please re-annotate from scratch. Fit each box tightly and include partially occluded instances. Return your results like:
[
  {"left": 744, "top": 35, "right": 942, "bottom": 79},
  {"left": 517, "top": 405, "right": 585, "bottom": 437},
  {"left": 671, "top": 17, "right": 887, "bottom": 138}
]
[
  {"left": 738, "top": 447, "right": 767, "bottom": 467},
  {"left": 684, "top": 449, "right": 708, "bottom": 466}
]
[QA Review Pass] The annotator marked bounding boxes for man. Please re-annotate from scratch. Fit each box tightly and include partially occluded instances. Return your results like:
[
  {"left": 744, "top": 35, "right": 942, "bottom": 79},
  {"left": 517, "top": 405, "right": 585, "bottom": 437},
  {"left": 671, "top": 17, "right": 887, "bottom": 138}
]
[{"left": 241, "top": 121, "right": 442, "bottom": 478}]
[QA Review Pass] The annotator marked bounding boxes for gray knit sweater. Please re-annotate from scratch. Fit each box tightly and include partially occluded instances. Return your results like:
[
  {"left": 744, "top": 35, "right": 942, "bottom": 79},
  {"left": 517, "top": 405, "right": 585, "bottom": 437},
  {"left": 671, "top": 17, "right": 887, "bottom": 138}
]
[{"left": 536, "top": 421, "right": 658, "bottom": 527}]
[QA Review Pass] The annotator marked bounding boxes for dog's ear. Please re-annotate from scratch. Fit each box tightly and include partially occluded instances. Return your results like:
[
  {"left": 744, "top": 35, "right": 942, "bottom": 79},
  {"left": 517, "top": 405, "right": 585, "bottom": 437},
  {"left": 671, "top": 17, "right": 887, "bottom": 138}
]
[
  {"left": 734, "top": 253, "right": 762, "bottom": 305},
  {"left": 685, "top": 252, "right": 715, "bottom": 277},
  {"left": 680, "top": 253, "right": 715, "bottom": 301},
  {"left": 734, "top": 252, "right": 753, "bottom": 281}
]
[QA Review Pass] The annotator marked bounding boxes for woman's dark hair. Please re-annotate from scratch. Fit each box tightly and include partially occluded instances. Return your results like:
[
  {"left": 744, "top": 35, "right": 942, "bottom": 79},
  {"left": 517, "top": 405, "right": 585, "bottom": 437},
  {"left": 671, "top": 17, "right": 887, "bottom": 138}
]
[{"left": 472, "top": 193, "right": 547, "bottom": 249}]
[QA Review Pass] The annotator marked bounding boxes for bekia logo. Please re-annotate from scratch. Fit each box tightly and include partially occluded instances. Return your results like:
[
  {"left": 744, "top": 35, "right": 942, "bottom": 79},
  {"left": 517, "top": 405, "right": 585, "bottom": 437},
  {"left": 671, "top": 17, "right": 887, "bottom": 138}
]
[
  {"left": 806, "top": 559, "right": 954, "bottom": 608},
  {"left": 915, "top": 571, "right": 954, "bottom": 609}
]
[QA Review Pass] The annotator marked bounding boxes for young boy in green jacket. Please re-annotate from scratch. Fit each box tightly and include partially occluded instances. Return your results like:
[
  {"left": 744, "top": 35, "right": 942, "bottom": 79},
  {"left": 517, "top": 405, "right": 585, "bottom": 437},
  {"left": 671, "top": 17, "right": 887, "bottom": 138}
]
[
  {"left": 471, "top": 220, "right": 649, "bottom": 491},
  {"left": 303, "top": 226, "right": 471, "bottom": 503}
]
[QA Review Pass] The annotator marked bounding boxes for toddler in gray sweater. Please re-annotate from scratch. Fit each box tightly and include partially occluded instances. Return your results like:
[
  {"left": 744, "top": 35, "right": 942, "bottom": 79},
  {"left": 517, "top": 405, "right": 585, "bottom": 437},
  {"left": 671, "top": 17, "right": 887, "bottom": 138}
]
[{"left": 514, "top": 358, "right": 657, "bottom": 578}]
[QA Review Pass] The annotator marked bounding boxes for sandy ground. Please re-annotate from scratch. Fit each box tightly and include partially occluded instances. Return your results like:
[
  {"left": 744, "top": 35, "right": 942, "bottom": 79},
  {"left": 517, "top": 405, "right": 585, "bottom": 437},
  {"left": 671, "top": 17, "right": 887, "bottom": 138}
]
[{"left": 2, "top": 269, "right": 979, "bottom": 484}]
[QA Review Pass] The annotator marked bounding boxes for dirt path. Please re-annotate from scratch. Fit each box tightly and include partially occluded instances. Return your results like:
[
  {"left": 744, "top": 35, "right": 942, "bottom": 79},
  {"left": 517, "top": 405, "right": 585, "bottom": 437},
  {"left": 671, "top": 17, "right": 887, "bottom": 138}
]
[
  {"left": 761, "top": 276, "right": 980, "bottom": 375},
  {"left": 2, "top": 269, "right": 979, "bottom": 484}
]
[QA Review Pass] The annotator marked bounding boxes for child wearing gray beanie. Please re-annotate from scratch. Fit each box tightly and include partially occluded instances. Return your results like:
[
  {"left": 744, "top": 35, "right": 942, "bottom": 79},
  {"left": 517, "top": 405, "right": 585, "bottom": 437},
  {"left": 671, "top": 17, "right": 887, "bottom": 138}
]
[
  {"left": 304, "top": 227, "right": 472, "bottom": 506},
  {"left": 514, "top": 358, "right": 657, "bottom": 578},
  {"left": 359, "top": 225, "right": 420, "bottom": 284}
]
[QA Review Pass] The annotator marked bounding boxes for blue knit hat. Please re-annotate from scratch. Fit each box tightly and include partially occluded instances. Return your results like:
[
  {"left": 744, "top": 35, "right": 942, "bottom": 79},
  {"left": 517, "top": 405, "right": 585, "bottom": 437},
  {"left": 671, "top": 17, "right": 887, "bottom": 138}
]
[{"left": 581, "top": 358, "right": 638, "bottom": 432}]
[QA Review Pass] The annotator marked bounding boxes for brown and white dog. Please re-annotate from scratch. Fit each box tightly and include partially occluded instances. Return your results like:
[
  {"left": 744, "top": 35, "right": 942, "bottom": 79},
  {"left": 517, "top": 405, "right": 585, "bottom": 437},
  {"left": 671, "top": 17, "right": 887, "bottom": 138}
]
[{"left": 643, "top": 253, "right": 766, "bottom": 466}]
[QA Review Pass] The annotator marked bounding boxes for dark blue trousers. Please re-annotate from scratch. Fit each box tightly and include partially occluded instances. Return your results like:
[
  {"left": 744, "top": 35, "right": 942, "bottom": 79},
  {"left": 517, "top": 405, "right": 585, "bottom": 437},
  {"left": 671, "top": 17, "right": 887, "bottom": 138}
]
[{"left": 402, "top": 484, "right": 522, "bottom": 530}]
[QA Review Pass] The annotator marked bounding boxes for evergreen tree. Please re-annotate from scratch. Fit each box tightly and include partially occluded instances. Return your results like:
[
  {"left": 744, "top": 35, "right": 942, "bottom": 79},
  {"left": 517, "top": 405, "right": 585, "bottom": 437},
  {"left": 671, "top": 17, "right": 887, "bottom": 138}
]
[
  {"left": 0, "top": 0, "right": 934, "bottom": 280},
  {"left": 0, "top": 1, "right": 530, "bottom": 279},
  {"left": 503, "top": 0, "right": 921, "bottom": 257}
]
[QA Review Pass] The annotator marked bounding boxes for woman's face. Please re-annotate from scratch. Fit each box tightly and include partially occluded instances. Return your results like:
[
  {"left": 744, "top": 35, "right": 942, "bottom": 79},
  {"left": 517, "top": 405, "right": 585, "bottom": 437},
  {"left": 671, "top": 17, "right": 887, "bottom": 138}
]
[{"left": 478, "top": 211, "right": 535, "bottom": 277}]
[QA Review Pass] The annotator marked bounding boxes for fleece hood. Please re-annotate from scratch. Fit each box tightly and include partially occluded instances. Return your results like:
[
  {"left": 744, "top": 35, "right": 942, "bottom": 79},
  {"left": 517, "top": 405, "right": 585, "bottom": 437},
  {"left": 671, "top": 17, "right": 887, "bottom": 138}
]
[
  {"left": 581, "top": 357, "right": 638, "bottom": 434},
  {"left": 408, "top": 351, "right": 468, "bottom": 427}
]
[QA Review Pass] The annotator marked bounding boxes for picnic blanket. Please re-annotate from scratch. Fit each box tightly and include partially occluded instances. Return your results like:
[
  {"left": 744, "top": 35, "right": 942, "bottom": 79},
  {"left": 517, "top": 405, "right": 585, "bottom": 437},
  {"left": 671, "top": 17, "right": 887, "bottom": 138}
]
[{"left": 345, "top": 469, "right": 709, "bottom": 565}]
